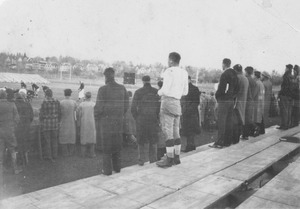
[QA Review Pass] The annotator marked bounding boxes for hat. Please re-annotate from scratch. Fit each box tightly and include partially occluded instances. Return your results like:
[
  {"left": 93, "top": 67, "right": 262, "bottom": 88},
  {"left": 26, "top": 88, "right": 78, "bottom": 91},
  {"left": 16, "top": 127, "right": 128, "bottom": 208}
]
[
  {"left": 142, "top": 75, "right": 150, "bottom": 82},
  {"left": 245, "top": 66, "right": 254, "bottom": 74},
  {"left": 262, "top": 71, "right": 271, "bottom": 78},
  {"left": 286, "top": 64, "right": 293, "bottom": 70},
  {"left": 64, "top": 89, "right": 72, "bottom": 96},
  {"left": 233, "top": 64, "right": 243, "bottom": 72},
  {"left": 254, "top": 71, "right": 261, "bottom": 78}
]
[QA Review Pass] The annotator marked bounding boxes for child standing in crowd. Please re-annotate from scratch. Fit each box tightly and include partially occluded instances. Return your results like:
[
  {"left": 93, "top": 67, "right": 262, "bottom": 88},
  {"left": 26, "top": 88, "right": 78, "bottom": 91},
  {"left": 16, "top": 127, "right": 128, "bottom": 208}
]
[{"left": 77, "top": 92, "right": 96, "bottom": 158}]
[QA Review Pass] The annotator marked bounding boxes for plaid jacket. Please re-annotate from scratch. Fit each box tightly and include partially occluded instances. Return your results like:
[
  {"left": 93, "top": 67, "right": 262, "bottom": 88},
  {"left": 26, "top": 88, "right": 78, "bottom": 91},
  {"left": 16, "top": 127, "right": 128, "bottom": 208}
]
[{"left": 39, "top": 98, "right": 61, "bottom": 131}]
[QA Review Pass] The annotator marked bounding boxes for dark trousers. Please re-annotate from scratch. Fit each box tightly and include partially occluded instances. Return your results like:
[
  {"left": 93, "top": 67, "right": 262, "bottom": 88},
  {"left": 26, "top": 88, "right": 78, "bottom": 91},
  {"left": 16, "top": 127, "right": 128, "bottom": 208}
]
[
  {"left": 103, "top": 152, "right": 121, "bottom": 176},
  {"left": 138, "top": 143, "right": 157, "bottom": 164},
  {"left": 232, "top": 109, "right": 242, "bottom": 144},
  {"left": 43, "top": 130, "right": 58, "bottom": 159},
  {"left": 291, "top": 100, "right": 300, "bottom": 127},
  {"left": 60, "top": 144, "right": 75, "bottom": 156},
  {"left": 102, "top": 133, "right": 122, "bottom": 175},
  {"left": 0, "top": 139, "right": 4, "bottom": 199},
  {"left": 215, "top": 100, "right": 234, "bottom": 146},
  {"left": 279, "top": 95, "right": 292, "bottom": 128}
]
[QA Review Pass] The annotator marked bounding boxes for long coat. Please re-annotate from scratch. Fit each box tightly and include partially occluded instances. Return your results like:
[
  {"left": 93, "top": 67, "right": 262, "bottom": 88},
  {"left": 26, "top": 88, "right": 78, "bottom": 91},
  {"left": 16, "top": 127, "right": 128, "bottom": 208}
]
[
  {"left": 59, "top": 98, "right": 77, "bottom": 144},
  {"left": 254, "top": 79, "right": 265, "bottom": 123},
  {"left": 15, "top": 98, "right": 34, "bottom": 151},
  {"left": 78, "top": 100, "right": 96, "bottom": 144},
  {"left": 245, "top": 75, "right": 257, "bottom": 124},
  {"left": 131, "top": 83, "right": 160, "bottom": 144},
  {"left": 263, "top": 79, "right": 272, "bottom": 121},
  {"left": 236, "top": 74, "right": 249, "bottom": 125},
  {"left": 181, "top": 83, "right": 201, "bottom": 136},
  {"left": 94, "top": 80, "right": 129, "bottom": 153}
]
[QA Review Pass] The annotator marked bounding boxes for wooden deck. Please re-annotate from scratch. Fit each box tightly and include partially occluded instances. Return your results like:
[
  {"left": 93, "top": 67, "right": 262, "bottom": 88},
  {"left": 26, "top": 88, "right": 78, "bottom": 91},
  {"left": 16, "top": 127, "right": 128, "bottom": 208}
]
[
  {"left": 1, "top": 126, "right": 300, "bottom": 209},
  {"left": 237, "top": 156, "right": 300, "bottom": 209}
]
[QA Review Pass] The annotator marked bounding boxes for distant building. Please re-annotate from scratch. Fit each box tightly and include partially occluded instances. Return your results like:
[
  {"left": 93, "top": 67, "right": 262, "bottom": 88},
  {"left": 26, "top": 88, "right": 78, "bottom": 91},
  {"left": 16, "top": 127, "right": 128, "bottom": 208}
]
[
  {"left": 60, "top": 62, "right": 72, "bottom": 72},
  {"left": 86, "top": 63, "right": 98, "bottom": 72}
]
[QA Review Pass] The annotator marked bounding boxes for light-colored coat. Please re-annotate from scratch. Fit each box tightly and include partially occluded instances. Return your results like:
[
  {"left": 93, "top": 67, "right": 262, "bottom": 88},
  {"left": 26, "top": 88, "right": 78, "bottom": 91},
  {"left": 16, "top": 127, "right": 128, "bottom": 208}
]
[
  {"left": 263, "top": 79, "right": 272, "bottom": 121},
  {"left": 254, "top": 79, "right": 265, "bottom": 123},
  {"left": 78, "top": 100, "right": 96, "bottom": 144},
  {"left": 236, "top": 74, "right": 249, "bottom": 125},
  {"left": 59, "top": 98, "right": 77, "bottom": 144}
]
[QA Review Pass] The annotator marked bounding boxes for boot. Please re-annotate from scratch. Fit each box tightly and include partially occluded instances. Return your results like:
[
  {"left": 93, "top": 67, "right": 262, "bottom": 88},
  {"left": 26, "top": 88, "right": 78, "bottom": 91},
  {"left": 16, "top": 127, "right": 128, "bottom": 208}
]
[
  {"left": 156, "top": 155, "right": 173, "bottom": 168},
  {"left": 11, "top": 152, "right": 22, "bottom": 175},
  {"left": 174, "top": 154, "right": 181, "bottom": 165}
]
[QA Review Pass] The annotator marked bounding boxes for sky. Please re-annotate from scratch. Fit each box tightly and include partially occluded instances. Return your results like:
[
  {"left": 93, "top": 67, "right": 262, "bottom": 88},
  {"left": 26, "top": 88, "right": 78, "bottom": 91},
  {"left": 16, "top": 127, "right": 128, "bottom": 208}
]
[{"left": 0, "top": 0, "right": 299, "bottom": 72}]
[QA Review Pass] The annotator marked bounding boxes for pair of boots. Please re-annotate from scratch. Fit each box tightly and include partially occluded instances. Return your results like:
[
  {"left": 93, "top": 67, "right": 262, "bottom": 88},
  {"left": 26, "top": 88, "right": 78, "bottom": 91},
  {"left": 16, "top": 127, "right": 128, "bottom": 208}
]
[{"left": 156, "top": 154, "right": 180, "bottom": 168}]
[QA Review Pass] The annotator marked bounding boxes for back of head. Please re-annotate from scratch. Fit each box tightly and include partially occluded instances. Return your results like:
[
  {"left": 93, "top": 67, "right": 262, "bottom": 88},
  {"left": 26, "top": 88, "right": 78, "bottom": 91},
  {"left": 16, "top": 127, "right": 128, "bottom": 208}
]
[
  {"left": 245, "top": 66, "right": 254, "bottom": 75},
  {"left": 16, "top": 92, "right": 26, "bottom": 100},
  {"left": 142, "top": 75, "right": 151, "bottom": 83},
  {"left": 6, "top": 88, "right": 15, "bottom": 101},
  {"left": 233, "top": 64, "right": 243, "bottom": 73},
  {"left": 104, "top": 67, "right": 115, "bottom": 78},
  {"left": 0, "top": 89, "right": 7, "bottom": 99},
  {"left": 254, "top": 71, "right": 261, "bottom": 79},
  {"left": 169, "top": 52, "right": 181, "bottom": 66},
  {"left": 64, "top": 89, "right": 72, "bottom": 97},
  {"left": 222, "top": 58, "right": 231, "bottom": 68},
  {"left": 85, "top": 91, "right": 92, "bottom": 100},
  {"left": 294, "top": 65, "right": 299, "bottom": 75},
  {"left": 45, "top": 88, "right": 53, "bottom": 98}
]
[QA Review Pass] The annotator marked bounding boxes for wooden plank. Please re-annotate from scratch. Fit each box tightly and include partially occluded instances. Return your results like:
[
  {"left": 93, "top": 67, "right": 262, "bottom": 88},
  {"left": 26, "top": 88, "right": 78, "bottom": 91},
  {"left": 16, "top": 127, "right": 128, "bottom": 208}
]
[
  {"left": 216, "top": 142, "right": 300, "bottom": 181},
  {"left": 147, "top": 187, "right": 219, "bottom": 209},
  {"left": 236, "top": 196, "right": 299, "bottom": 209},
  {"left": 187, "top": 175, "right": 242, "bottom": 197},
  {"left": 87, "top": 196, "right": 143, "bottom": 209}
]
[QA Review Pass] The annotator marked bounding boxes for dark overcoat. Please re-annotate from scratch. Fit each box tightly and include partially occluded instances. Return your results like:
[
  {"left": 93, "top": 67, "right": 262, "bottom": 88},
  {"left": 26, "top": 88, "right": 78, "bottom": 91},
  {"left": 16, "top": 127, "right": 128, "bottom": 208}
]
[
  {"left": 245, "top": 75, "right": 257, "bottom": 125},
  {"left": 181, "top": 83, "right": 201, "bottom": 137},
  {"left": 131, "top": 83, "right": 160, "bottom": 144},
  {"left": 94, "top": 80, "right": 129, "bottom": 153}
]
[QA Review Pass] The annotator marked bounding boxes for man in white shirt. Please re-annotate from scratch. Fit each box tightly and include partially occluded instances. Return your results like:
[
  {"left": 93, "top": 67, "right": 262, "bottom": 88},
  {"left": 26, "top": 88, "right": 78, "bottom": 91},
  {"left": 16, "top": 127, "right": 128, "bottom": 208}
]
[{"left": 156, "top": 52, "right": 189, "bottom": 168}]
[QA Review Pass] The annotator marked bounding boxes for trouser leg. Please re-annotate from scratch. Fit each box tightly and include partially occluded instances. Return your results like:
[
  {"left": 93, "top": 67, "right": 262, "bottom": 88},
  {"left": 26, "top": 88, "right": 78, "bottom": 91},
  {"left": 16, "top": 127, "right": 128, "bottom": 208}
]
[
  {"left": 138, "top": 143, "right": 146, "bottom": 165},
  {"left": 81, "top": 145, "right": 86, "bottom": 157},
  {"left": 51, "top": 130, "right": 58, "bottom": 159},
  {"left": 215, "top": 101, "right": 230, "bottom": 146},
  {"left": 0, "top": 140, "right": 4, "bottom": 199},
  {"left": 112, "top": 151, "right": 121, "bottom": 173},
  {"left": 61, "top": 144, "right": 69, "bottom": 156},
  {"left": 68, "top": 144, "right": 75, "bottom": 156},
  {"left": 102, "top": 153, "right": 112, "bottom": 175},
  {"left": 43, "top": 131, "right": 51, "bottom": 159},
  {"left": 149, "top": 143, "right": 157, "bottom": 163}
]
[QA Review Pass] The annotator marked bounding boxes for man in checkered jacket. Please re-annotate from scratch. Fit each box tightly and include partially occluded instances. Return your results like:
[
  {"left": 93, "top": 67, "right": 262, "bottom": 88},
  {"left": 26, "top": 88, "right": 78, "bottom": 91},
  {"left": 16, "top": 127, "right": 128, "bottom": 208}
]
[{"left": 39, "top": 89, "right": 61, "bottom": 161}]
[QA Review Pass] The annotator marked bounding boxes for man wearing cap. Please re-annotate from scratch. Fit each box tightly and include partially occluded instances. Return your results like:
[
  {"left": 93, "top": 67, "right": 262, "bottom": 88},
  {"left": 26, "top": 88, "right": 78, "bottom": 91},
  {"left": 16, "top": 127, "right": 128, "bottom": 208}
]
[
  {"left": 156, "top": 52, "right": 189, "bottom": 167},
  {"left": 181, "top": 76, "right": 201, "bottom": 152},
  {"left": 210, "top": 58, "right": 239, "bottom": 148},
  {"left": 242, "top": 66, "right": 258, "bottom": 139},
  {"left": 131, "top": 75, "right": 160, "bottom": 166},
  {"left": 94, "top": 67, "right": 129, "bottom": 175},
  {"left": 291, "top": 65, "right": 300, "bottom": 127},
  {"left": 278, "top": 64, "right": 294, "bottom": 130},
  {"left": 253, "top": 71, "right": 265, "bottom": 135},
  {"left": 261, "top": 71, "right": 273, "bottom": 126},
  {"left": 233, "top": 64, "right": 248, "bottom": 144},
  {"left": 39, "top": 89, "right": 61, "bottom": 161}
]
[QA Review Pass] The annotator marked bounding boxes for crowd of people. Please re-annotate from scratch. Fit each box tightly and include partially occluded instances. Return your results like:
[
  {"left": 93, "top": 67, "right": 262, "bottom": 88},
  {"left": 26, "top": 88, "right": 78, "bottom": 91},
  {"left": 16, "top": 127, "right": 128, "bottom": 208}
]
[{"left": 0, "top": 52, "right": 299, "bottom": 199}]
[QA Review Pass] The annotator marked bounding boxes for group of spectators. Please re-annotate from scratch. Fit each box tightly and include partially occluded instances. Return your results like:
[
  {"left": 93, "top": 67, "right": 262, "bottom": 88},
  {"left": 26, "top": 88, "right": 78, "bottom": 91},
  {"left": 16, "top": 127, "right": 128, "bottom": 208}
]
[{"left": 211, "top": 60, "right": 299, "bottom": 148}]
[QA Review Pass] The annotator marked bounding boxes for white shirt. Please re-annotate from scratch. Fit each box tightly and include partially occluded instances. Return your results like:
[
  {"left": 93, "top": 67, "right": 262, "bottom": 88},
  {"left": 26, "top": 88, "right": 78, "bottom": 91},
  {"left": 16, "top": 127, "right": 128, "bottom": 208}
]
[{"left": 158, "top": 66, "right": 189, "bottom": 100}]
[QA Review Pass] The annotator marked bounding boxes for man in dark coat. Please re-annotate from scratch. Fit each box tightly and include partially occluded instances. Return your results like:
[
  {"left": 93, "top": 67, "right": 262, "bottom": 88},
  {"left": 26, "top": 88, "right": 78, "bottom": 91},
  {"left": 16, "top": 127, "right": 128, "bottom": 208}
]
[
  {"left": 291, "top": 65, "right": 300, "bottom": 127},
  {"left": 15, "top": 92, "right": 34, "bottom": 165},
  {"left": 94, "top": 68, "right": 129, "bottom": 175},
  {"left": 278, "top": 64, "right": 294, "bottom": 130},
  {"left": 210, "top": 58, "right": 239, "bottom": 148},
  {"left": 181, "top": 76, "right": 201, "bottom": 152},
  {"left": 131, "top": 76, "right": 160, "bottom": 166}
]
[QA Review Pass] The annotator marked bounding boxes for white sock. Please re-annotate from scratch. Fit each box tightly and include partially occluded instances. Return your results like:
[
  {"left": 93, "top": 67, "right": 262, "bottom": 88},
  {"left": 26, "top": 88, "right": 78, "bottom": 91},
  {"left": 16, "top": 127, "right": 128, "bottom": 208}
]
[
  {"left": 174, "top": 145, "right": 181, "bottom": 155},
  {"left": 166, "top": 146, "right": 174, "bottom": 158}
]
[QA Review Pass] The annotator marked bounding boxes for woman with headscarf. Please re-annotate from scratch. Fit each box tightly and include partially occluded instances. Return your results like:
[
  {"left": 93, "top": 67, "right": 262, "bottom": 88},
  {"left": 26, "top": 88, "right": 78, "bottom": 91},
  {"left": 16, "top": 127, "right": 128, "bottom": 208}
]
[
  {"left": 15, "top": 92, "right": 34, "bottom": 165},
  {"left": 59, "top": 89, "right": 77, "bottom": 156}
]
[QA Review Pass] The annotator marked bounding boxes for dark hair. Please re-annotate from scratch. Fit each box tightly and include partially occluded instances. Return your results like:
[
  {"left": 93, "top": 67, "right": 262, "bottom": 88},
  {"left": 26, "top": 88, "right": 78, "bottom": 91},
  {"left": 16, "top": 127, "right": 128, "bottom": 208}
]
[
  {"left": 45, "top": 88, "right": 53, "bottom": 98},
  {"left": 188, "top": 76, "right": 191, "bottom": 80},
  {"left": 169, "top": 52, "right": 181, "bottom": 64},
  {"left": 222, "top": 58, "right": 231, "bottom": 68},
  {"left": 254, "top": 71, "right": 261, "bottom": 78},
  {"left": 157, "top": 80, "right": 163, "bottom": 88},
  {"left": 142, "top": 76, "right": 150, "bottom": 82},
  {"left": 64, "top": 89, "right": 72, "bottom": 97},
  {"left": 85, "top": 92, "right": 92, "bottom": 99},
  {"left": 104, "top": 67, "right": 115, "bottom": 77},
  {"left": 6, "top": 88, "right": 15, "bottom": 101},
  {"left": 245, "top": 66, "right": 254, "bottom": 75},
  {"left": 233, "top": 64, "right": 243, "bottom": 73}
]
